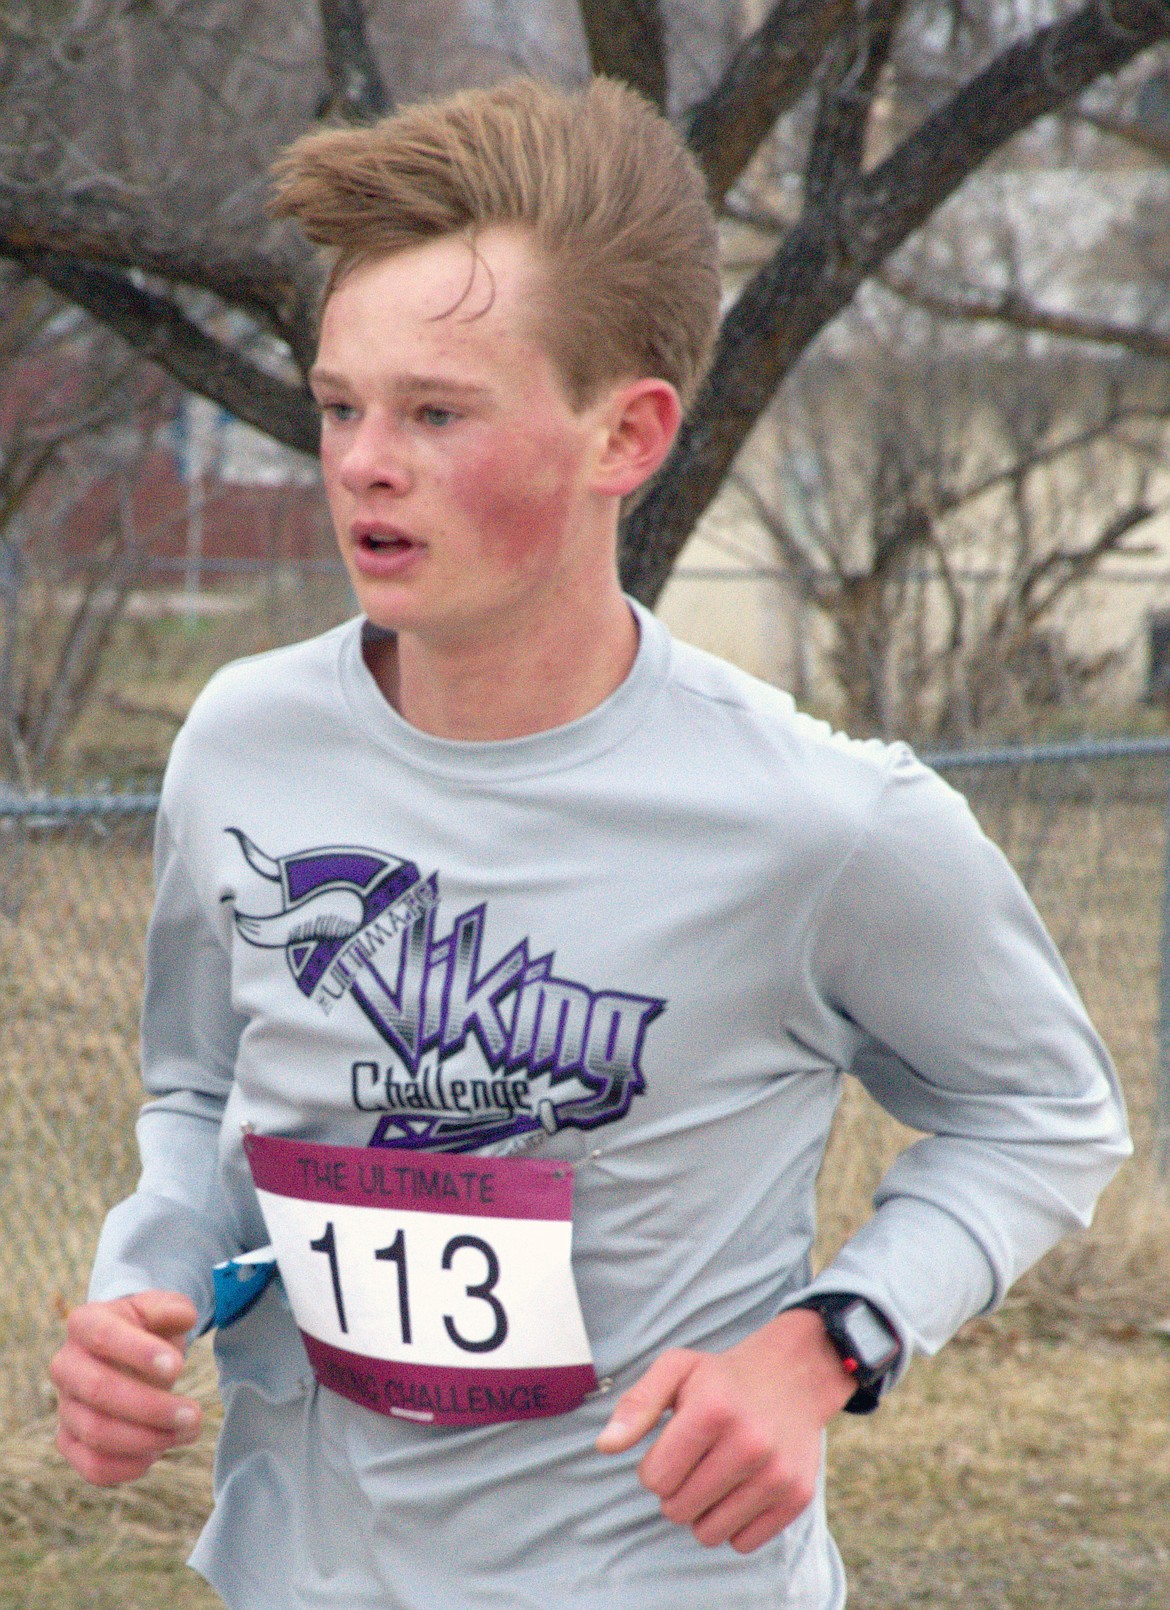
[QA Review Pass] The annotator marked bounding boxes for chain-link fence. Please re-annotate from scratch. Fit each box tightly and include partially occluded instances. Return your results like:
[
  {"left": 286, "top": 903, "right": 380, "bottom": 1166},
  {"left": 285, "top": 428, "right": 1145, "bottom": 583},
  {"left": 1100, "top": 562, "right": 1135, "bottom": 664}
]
[
  {"left": 928, "top": 738, "right": 1170, "bottom": 1165},
  {"left": 0, "top": 798, "right": 156, "bottom": 1431},
  {"left": 2, "top": 744, "right": 1169, "bottom": 1435}
]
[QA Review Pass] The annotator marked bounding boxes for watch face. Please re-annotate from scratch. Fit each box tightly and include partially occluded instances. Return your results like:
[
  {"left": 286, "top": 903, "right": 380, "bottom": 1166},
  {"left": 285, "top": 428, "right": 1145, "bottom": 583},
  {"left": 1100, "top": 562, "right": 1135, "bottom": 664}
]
[{"left": 842, "top": 1301, "right": 900, "bottom": 1370}]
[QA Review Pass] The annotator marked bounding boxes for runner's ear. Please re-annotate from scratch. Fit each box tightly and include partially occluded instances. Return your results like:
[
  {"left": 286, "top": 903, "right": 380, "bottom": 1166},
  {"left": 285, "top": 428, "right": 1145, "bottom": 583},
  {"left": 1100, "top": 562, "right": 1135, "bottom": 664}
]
[{"left": 588, "top": 379, "right": 681, "bottom": 500}]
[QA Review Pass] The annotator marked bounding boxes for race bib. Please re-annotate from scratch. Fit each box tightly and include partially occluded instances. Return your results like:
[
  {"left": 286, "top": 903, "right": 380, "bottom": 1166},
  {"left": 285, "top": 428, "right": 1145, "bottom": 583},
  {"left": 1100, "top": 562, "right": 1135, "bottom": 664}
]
[{"left": 243, "top": 1132, "right": 598, "bottom": 1426}]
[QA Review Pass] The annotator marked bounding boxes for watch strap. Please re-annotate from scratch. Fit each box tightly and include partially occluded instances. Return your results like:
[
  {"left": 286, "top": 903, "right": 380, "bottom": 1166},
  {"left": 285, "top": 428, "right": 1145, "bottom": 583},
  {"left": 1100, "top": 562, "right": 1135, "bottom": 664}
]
[{"left": 787, "top": 1292, "right": 901, "bottom": 1416}]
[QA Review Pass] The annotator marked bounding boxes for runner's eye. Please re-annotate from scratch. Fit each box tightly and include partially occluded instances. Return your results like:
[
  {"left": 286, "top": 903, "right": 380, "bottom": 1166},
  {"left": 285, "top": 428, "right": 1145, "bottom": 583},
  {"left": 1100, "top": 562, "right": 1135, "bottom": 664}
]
[{"left": 420, "top": 406, "right": 457, "bottom": 427}]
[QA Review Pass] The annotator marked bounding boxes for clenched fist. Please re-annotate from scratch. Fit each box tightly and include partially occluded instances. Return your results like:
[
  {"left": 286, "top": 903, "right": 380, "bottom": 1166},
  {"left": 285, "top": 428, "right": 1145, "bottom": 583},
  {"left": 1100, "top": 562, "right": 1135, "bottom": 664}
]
[{"left": 50, "top": 1289, "right": 203, "bottom": 1486}]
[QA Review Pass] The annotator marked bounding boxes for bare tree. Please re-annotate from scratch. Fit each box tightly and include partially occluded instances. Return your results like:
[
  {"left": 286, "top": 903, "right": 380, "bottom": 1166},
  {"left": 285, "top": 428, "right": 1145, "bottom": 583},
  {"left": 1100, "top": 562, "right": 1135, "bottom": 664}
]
[
  {"left": 0, "top": 265, "right": 175, "bottom": 783},
  {"left": 869, "top": 59, "right": 1170, "bottom": 379},
  {"left": 0, "top": 0, "right": 1163, "bottom": 611},
  {"left": 737, "top": 297, "right": 1167, "bottom": 738}
]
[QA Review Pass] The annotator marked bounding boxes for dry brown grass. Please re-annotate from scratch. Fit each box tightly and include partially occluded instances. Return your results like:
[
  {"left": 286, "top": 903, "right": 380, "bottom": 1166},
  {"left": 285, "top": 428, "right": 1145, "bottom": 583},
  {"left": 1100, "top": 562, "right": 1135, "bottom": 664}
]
[
  {"left": 0, "top": 823, "right": 154, "bottom": 1431},
  {"left": 828, "top": 1333, "right": 1170, "bottom": 1608},
  {"left": 52, "top": 576, "right": 354, "bottom": 789}
]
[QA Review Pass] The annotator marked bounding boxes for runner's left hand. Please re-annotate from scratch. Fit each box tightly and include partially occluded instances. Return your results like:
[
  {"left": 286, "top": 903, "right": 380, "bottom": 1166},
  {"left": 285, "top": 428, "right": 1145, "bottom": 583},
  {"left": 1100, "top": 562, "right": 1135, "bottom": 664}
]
[{"left": 595, "top": 1307, "right": 856, "bottom": 1553}]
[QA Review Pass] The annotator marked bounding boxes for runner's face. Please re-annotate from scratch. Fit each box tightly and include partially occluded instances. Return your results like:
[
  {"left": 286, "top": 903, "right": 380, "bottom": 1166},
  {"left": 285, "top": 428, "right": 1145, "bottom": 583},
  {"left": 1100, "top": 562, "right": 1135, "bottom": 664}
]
[{"left": 311, "top": 229, "right": 613, "bottom": 646}]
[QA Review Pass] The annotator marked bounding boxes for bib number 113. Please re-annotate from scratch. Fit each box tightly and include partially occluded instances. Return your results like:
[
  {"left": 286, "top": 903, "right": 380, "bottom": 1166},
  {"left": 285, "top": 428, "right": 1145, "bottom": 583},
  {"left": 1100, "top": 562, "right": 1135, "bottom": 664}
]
[{"left": 310, "top": 1218, "right": 508, "bottom": 1353}]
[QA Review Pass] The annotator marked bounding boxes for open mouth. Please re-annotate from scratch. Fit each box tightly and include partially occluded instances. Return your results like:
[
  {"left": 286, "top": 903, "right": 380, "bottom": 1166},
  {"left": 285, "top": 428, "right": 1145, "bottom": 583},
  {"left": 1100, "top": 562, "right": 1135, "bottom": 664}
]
[
  {"left": 359, "top": 531, "right": 414, "bottom": 553},
  {"left": 350, "top": 524, "right": 427, "bottom": 571}
]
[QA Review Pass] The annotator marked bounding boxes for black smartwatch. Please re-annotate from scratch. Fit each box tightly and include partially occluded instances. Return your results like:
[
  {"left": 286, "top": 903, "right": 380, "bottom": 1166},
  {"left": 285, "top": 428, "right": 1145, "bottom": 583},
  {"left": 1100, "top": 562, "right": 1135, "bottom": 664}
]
[{"left": 787, "top": 1293, "right": 902, "bottom": 1415}]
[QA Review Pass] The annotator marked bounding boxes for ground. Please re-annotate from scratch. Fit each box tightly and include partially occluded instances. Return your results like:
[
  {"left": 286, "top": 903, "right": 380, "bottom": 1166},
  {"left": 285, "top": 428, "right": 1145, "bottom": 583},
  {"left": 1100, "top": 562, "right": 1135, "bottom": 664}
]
[{"left": 831, "top": 1333, "right": 1170, "bottom": 1608}]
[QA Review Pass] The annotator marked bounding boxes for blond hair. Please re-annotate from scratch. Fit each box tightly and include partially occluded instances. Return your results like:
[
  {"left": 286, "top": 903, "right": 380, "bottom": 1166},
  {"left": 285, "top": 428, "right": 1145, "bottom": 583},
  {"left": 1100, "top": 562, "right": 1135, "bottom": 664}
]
[{"left": 270, "top": 77, "right": 720, "bottom": 409}]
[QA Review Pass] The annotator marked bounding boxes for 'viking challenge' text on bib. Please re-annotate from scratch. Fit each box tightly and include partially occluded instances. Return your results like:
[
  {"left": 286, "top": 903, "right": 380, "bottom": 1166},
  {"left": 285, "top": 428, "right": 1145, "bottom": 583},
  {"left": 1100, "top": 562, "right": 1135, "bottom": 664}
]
[{"left": 243, "top": 1133, "right": 597, "bottom": 1426}]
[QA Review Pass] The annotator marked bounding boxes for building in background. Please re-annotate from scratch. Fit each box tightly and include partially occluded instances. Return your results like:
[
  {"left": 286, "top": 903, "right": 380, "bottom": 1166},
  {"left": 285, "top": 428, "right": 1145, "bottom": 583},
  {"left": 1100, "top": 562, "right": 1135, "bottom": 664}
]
[{"left": 51, "top": 392, "right": 338, "bottom": 617}]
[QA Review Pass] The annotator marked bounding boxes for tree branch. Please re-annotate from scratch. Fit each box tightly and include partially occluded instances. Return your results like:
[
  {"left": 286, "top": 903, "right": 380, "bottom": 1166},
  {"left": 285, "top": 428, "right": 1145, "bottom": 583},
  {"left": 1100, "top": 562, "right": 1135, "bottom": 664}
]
[
  {"left": 719, "top": 194, "right": 790, "bottom": 232},
  {"left": 319, "top": 0, "right": 392, "bottom": 123},
  {"left": 1019, "top": 500, "right": 1156, "bottom": 623},
  {"left": 880, "top": 267, "right": 1170, "bottom": 360},
  {"left": 729, "top": 468, "right": 835, "bottom": 603},
  {"left": 17, "top": 253, "right": 319, "bottom": 454},
  {"left": 803, "top": 0, "right": 906, "bottom": 212},
  {"left": 578, "top": 0, "right": 667, "bottom": 111},
  {"left": 621, "top": 0, "right": 1170, "bottom": 602},
  {"left": 0, "top": 181, "right": 313, "bottom": 341},
  {"left": 1075, "top": 105, "right": 1170, "bottom": 161},
  {"left": 684, "top": 0, "right": 852, "bottom": 203}
]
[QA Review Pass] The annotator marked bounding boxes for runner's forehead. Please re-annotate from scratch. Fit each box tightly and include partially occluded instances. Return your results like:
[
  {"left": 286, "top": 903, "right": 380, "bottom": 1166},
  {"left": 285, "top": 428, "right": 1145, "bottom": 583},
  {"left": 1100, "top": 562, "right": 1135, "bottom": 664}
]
[
  {"left": 312, "top": 230, "right": 557, "bottom": 389},
  {"left": 308, "top": 364, "right": 496, "bottom": 404}
]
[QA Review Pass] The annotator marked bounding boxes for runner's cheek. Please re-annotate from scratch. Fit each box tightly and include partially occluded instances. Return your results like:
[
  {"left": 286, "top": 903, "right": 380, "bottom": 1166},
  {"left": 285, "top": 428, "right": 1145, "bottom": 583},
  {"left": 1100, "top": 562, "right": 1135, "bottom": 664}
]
[{"left": 447, "top": 431, "right": 582, "bottom": 567}]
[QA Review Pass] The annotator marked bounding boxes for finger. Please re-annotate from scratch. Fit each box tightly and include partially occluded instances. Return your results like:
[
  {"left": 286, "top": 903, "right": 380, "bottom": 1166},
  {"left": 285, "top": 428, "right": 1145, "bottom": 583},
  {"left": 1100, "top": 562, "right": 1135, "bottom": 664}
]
[
  {"left": 56, "top": 1423, "right": 160, "bottom": 1488},
  {"left": 636, "top": 1400, "right": 724, "bottom": 1500},
  {"left": 692, "top": 1465, "right": 817, "bottom": 1551},
  {"left": 65, "top": 1304, "right": 186, "bottom": 1386},
  {"left": 52, "top": 1343, "right": 201, "bottom": 1434},
  {"left": 729, "top": 1502, "right": 802, "bottom": 1555},
  {"left": 655, "top": 1432, "right": 769, "bottom": 1525},
  {"left": 124, "top": 1290, "right": 199, "bottom": 1346},
  {"left": 58, "top": 1393, "right": 199, "bottom": 1459},
  {"left": 595, "top": 1350, "right": 700, "bottom": 1454}
]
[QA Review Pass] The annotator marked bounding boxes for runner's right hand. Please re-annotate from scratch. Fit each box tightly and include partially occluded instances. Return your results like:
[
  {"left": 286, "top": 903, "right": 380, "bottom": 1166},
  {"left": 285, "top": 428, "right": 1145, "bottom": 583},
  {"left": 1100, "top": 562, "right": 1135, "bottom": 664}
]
[{"left": 50, "top": 1290, "right": 202, "bottom": 1485}]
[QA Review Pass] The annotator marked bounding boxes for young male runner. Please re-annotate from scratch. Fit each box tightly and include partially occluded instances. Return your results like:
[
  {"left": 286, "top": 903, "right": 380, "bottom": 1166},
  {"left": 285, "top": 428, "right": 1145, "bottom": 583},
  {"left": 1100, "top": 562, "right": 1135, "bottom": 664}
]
[{"left": 51, "top": 78, "right": 1129, "bottom": 1609}]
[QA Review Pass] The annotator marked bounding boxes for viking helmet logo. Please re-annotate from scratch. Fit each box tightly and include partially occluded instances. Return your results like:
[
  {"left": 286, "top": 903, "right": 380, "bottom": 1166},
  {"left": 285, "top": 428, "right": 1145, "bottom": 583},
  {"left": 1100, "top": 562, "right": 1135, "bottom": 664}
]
[{"left": 227, "top": 829, "right": 423, "bottom": 998}]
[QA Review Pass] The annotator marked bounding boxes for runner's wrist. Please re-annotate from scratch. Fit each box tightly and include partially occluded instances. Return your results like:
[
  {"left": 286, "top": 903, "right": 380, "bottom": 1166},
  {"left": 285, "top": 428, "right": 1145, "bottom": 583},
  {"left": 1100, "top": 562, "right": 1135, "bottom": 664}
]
[{"left": 761, "top": 1308, "right": 860, "bottom": 1420}]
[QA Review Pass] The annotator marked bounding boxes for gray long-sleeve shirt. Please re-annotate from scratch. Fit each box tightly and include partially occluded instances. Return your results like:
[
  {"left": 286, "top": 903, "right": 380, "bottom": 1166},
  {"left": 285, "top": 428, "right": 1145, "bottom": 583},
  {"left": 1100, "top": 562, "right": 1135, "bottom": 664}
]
[{"left": 90, "top": 603, "right": 1130, "bottom": 1608}]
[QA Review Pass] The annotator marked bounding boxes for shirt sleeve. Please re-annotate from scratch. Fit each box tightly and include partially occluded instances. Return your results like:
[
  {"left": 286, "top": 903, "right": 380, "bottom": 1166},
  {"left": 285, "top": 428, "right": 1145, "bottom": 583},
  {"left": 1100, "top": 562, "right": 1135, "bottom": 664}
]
[
  {"left": 88, "top": 799, "right": 248, "bottom": 1331},
  {"left": 794, "top": 744, "right": 1132, "bottom": 1373}
]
